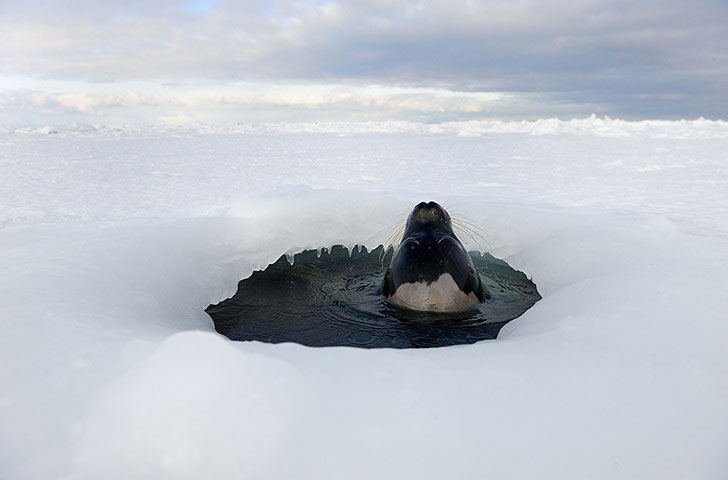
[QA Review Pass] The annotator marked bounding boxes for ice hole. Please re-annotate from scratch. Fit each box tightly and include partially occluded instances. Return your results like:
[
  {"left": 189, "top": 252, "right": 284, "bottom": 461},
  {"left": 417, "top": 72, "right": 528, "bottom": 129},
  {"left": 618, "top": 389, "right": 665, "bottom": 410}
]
[{"left": 206, "top": 245, "right": 540, "bottom": 348}]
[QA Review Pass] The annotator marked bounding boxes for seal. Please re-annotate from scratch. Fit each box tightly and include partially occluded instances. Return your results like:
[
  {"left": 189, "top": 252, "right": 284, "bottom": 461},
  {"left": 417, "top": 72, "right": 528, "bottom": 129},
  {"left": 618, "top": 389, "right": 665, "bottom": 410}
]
[{"left": 382, "top": 201, "right": 488, "bottom": 312}]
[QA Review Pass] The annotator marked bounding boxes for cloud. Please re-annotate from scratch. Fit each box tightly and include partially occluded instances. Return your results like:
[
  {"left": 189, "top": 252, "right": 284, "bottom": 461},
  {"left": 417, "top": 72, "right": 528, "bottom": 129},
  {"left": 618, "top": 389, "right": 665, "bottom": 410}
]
[
  {"left": 0, "top": 0, "right": 726, "bottom": 122},
  {"left": 0, "top": 83, "right": 521, "bottom": 125}
]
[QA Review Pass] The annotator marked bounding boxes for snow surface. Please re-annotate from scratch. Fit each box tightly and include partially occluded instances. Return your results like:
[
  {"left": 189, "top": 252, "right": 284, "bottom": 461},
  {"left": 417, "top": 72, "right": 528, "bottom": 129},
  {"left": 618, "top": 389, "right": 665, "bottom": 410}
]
[{"left": 1, "top": 118, "right": 727, "bottom": 479}]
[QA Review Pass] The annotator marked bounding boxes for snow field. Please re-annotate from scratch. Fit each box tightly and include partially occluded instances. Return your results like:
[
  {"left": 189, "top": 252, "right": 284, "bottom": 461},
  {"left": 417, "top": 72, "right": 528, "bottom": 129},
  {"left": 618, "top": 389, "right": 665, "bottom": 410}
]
[{"left": 1, "top": 120, "right": 727, "bottom": 479}]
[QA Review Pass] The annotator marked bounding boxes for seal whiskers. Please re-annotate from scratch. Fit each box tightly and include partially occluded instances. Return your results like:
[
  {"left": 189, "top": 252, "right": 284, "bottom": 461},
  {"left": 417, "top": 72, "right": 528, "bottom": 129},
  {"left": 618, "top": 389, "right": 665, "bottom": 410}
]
[
  {"left": 450, "top": 215, "right": 492, "bottom": 250},
  {"left": 381, "top": 220, "right": 407, "bottom": 262}
]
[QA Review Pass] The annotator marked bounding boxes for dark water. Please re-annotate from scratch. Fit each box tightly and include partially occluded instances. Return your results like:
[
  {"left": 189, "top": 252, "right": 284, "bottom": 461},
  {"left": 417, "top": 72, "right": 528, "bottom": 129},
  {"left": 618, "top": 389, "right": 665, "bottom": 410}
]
[{"left": 207, "top": 245, "right": 541, "bottom": 349}]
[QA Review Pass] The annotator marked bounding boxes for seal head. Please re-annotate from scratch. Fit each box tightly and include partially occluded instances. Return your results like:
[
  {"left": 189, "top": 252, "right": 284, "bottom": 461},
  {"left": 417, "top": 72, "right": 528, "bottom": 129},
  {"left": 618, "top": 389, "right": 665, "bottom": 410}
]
[{"left": 382, "top": 201, "right": 487, "bottom": 312}]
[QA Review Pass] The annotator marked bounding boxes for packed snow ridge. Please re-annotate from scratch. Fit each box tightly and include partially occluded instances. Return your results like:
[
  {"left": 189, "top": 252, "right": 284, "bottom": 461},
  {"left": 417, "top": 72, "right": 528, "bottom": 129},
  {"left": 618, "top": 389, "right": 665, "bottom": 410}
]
[{"left": 2, "top": 115, "right": 728, "bottom": 139}]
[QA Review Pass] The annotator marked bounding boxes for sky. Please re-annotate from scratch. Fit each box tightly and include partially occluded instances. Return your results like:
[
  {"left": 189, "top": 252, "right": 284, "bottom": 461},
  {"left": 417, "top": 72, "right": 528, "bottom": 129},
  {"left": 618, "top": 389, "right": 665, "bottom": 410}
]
[{"left": 0, "top": 0, "right": 727, "bottom": 125}]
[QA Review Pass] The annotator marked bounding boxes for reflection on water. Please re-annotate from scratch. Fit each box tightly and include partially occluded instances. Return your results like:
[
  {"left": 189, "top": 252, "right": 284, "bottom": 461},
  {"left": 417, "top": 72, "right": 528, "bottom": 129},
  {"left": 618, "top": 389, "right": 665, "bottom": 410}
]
[{"left": 207, "top": 245, "right": 541, "bottom": 348}]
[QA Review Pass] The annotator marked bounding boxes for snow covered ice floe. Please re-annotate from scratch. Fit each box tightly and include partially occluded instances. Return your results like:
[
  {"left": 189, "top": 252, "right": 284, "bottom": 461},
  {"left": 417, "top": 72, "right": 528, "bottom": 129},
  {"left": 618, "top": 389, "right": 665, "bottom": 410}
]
[{"left": 1, "top": 119, "right": 727, "bottom": 479}]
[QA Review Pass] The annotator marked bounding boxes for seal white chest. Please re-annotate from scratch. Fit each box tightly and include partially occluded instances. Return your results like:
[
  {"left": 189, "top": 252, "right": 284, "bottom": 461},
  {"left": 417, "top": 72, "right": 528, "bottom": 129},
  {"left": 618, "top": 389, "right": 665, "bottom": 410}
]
[{"left": 389, "top": 272, "right": 481, "bottom": 312}]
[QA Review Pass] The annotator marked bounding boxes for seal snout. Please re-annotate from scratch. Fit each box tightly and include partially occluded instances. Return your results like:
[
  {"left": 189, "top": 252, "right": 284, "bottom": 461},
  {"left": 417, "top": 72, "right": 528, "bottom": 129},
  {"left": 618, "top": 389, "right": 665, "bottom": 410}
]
[{"left": 411, "top": 201, "right": 449, "bottom": 225}]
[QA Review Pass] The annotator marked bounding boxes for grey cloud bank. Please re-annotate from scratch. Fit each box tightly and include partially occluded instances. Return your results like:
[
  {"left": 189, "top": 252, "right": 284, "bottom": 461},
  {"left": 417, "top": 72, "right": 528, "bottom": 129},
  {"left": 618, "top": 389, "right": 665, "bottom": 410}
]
[{"left": 1, "top": 0, "right": 726, "bottom": 124}]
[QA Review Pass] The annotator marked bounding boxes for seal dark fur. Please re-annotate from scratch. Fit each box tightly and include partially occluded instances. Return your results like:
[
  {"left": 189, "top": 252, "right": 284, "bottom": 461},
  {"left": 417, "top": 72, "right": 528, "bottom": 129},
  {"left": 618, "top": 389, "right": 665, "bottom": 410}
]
[{"left": 382, "top": 201, "right": 488, "bottom": 312}]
